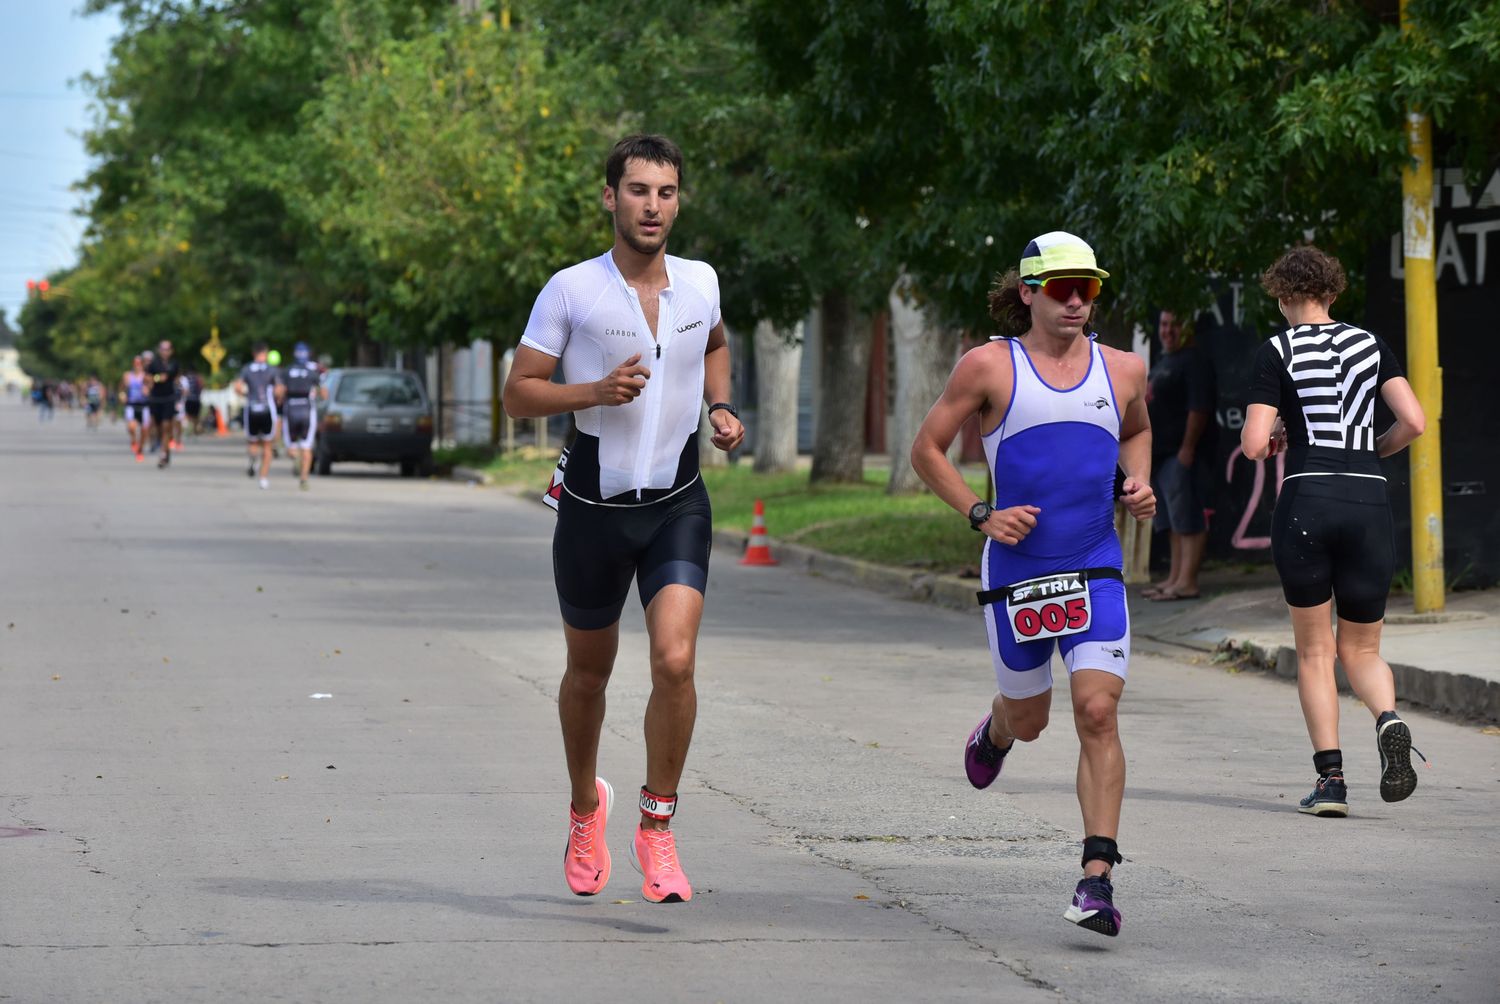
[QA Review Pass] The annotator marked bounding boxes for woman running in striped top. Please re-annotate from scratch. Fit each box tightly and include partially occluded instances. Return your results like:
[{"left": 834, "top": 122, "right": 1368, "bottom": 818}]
[{"left": 1242, "top": 245, "right": 1427, "bottom": 818}]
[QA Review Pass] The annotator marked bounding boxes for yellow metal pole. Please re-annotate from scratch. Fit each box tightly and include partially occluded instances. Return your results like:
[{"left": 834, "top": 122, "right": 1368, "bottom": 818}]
[{"left": 1400, "top": 0, "right": 1445, "bottom": 613}]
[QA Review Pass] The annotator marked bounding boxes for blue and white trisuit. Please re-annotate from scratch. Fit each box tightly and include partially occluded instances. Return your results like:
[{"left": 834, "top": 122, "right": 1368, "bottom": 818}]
[{"left": 979, "top": 337, "right": 1131, "bottom": 700}]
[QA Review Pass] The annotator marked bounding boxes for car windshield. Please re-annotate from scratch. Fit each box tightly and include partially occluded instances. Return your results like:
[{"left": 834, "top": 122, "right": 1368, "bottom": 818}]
[{"left": 335, "top": 372, "right": 423, "bottom": 407}]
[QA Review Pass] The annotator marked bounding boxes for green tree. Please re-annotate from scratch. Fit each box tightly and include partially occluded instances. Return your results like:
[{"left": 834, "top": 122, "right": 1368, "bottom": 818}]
[{"left": 291, "top": 0, "right": 614, "bottom": 348}]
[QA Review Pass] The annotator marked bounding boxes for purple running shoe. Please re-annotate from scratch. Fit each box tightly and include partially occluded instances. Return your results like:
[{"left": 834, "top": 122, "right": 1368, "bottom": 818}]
[
  {"left": 1064, "top": 875, "right": 1121, "bottom": 937},
  {"left": 964, "top": 714, "right": 1010, "bottom": 789}
]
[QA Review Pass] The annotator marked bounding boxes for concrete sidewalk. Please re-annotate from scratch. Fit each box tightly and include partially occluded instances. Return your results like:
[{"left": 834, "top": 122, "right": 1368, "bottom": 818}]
[{"left": 714, "top": 530, "right": 1500, "bottom": 725}]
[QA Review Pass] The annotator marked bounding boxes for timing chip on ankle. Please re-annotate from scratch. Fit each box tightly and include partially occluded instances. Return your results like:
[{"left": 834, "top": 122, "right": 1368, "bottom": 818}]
[{"left": 639, "top": 787, "right": 677, "bottom": 821}]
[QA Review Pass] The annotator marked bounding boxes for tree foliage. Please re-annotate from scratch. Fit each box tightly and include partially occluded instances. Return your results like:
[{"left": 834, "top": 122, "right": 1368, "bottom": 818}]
[{"left": 18, "top": 0, "right": 1500, "bottom": 389}]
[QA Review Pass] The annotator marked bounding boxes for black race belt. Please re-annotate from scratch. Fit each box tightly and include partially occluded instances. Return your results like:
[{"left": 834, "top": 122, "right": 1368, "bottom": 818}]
[{"left": 976, "top": 566, "right": 1123, "bottom": 607}]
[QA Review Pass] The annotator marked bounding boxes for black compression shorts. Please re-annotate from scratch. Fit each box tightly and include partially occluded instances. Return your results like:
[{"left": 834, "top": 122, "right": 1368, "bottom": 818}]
[
  {"left": 148, "top": 400, "right": 176, "bottom": 426},
  {"left": 283, "top": 400, "right": 314, "bottom": 446},
  {"left": 1271, "top": 477, "right": 1394, "bottom": 623},
  {"left": 552, "top": 477, "right": 712, "bottom": 630},
  {"left": 246, "top": 408, "right": 274, "bottom": 440}
]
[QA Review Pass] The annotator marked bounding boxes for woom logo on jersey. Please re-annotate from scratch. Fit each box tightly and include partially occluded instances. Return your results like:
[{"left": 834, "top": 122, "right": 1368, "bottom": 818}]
[{"left": 676, "top": 319, "right": 703, "bottom": 334}]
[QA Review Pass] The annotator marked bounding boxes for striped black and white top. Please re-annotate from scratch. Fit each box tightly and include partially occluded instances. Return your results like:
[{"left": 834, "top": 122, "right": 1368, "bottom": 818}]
[{"left": 1248, "top": 322, "right": 1402, "bottom": 480}]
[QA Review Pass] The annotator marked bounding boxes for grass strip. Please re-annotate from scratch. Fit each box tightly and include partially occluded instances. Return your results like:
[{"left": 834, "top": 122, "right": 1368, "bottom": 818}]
[{"left": 461, "top": 447, "right": 989, "bottom": 575}]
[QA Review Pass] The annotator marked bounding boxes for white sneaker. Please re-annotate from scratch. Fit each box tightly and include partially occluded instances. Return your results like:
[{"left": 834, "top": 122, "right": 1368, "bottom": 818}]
[{"left": 258, "top": 478, "right": 270, "bottom": 490}]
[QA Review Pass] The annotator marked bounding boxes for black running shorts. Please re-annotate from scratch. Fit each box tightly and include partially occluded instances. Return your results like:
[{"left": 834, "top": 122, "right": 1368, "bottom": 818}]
[
  {"left": 1271, "top": 477, "right": 1394, "bottom": 623},
  {"left": 552, "top": 478, "right": 712, "bottom": 630},
  {"left": 246, "top": 408, "right": 274, "bottom": 440},
  {"left": 148, "top": 400, "right": 175, "bottom": 426},
  {"left": 283, "top": 400, "right": 314, "bottom": 445}
]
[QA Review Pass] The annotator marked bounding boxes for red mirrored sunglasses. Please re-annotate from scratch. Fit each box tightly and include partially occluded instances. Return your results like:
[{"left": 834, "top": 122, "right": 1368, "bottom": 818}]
[{"left": 1024, "top": 274, "right": 1103, "bottom": 303}]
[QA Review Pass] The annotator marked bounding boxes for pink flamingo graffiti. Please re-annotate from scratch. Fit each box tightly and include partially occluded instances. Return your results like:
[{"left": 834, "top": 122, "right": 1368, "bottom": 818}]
[{"left": 1224, "top": 447, "right": 1286, "bottom": 549}]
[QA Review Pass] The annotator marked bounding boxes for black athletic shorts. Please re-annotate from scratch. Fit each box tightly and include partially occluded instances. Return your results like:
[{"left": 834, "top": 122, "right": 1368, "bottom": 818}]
[
  {"left": 1271, "top": 476, "right": 1394, "bottom": 623},
  {"left": 552, "top": 477, "right": 713, "bottom": 630},
  {"left": 184, "top": 400, "right": 201, "bottom": 419},
  {"left": 126, "top": 403, "right": 148, "bottom": 424},
  {"left": 246, "top": 408, "right": 274, "bottom": 440},
  {"left": 282, "top": 399, "right": 315, "bottom": 445},
  {"left": 148, "top": 400, "right": 175, "bottom": 426}
]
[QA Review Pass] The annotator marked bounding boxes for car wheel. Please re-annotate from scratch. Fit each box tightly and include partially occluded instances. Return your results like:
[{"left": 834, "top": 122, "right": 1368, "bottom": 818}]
[
  {"left": 416, "top": 453, "right": 434, "bottom": 478},
  {"left": 399, "top": 459, "right": 416, "bottom": 478},
  {"left": 315, "top": 451, "right": 332, "bottom": 477}
]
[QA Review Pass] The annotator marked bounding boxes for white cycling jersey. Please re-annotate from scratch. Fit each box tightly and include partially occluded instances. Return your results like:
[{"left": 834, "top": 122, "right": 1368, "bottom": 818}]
[{"left": 520, "top": 250, "right": 721, "bottom": 501}]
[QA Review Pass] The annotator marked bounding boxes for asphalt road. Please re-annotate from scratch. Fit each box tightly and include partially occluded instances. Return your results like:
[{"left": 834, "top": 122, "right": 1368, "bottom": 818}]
[{"left": 2, "top": 395, "right": 1497, "bottom": 1003}]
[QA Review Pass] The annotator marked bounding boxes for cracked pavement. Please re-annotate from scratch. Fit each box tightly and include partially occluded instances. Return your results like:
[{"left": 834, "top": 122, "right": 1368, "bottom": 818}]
[{"left": 2, "top": 397, "right": 1497, "bottom": 1002}]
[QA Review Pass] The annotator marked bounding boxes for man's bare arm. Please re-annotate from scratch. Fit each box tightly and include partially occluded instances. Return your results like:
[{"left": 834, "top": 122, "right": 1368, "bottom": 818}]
[{"left": 502, "top": 345, "right": 650, "bottom": 419}]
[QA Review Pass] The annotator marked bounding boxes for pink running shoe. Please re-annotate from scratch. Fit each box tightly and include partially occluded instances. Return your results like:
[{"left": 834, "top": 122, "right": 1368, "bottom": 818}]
[
  {"left": 564, "top": 777, "right": 613, "bottom": 896},
  {"left": 630, "top": 826, "right": 693, "bottom": 903}
]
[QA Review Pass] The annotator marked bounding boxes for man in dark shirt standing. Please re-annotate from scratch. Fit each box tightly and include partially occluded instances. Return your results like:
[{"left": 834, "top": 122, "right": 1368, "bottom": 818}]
[
  {"left": 1145, "top": 311, "right": 1215, "bottom": 600},
  {"left": 146, "top": 340, "right": 181, "bottom": 469}
]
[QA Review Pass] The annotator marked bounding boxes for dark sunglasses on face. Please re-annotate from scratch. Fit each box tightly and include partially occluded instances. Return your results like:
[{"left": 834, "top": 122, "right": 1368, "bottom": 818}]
[{"left": 1024, "top": 275, "right": 1103, "bottom": 303}]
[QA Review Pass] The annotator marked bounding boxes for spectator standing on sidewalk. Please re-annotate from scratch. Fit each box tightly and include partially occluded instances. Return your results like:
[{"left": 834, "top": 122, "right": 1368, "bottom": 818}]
[
  {"left": 1241, "top": 244, "right": 1427, "bottom": 818},
  {"left": 1143, "top": 310, "right": 1215, "bottom": 601}
]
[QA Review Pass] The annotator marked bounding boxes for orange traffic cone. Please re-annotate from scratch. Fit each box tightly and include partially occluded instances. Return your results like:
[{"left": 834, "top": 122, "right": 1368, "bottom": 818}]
[
  {"left": 214, "top": 404, "right": 228, "bottom": 437},
  {"left": 740, "top": 498, "right": 779, "bottom": 566}
]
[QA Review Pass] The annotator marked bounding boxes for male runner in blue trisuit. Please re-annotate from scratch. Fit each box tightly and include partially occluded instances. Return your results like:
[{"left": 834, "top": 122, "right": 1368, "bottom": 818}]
[{"left": 912, "top": 232, "right": 1155, "bottom": 937}]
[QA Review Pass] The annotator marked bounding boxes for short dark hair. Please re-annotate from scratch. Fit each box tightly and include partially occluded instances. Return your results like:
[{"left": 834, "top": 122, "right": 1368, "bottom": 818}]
[
  {"left": 1261, "top": 245, "right": 1347, "bottom": 303},
  {"left": 605, "top": 134, "right": 684, "bottom": 191},
  {"left": 252, "top": 341, "right": 268, "bottom": 354}
]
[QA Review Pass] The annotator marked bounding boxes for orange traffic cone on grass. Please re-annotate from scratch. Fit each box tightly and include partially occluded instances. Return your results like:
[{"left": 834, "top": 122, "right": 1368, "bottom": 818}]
[{"left": 740, "top": 498, "right": 778, "bottom": 566}]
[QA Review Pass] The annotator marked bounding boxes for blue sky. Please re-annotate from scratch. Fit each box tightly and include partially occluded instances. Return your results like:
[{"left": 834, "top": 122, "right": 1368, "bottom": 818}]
[{"left": 0, "top": 1, "right": 120, "bottom": 328}]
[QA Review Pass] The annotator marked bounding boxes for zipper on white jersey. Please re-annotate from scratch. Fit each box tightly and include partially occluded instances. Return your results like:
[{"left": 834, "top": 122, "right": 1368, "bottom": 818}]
[
  {"left": 606, "top": 252, "right": 680, "bottom": 499},
  {"left": 630, "top": 290, "right": 672, "bottom": 498}
]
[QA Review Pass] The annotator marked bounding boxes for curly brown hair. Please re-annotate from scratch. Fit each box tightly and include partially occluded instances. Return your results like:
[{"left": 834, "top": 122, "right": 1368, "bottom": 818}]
[
  {"left": 1261, "top": 245, "right": 1347, "bottom": 303},
  {"left": 987, "top": 268, "right": 1031, "bottom": 337},
  {"left": 987, "top": 268, "right": 1098, "bottom": 338}
]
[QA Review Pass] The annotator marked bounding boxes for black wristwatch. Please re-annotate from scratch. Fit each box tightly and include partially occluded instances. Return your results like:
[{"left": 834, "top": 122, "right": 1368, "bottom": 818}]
[
  {"left": 968, "top": 501, "right": 994, "bottom": 532},
  {"left": 707, "top": 402, "right": 738, "bottom": 418}
]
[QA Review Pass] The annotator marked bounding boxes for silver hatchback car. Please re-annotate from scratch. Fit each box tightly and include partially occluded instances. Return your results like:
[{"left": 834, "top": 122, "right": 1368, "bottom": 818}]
[{"left": 315, "top": 368, "right": 434, "bottom": 477}]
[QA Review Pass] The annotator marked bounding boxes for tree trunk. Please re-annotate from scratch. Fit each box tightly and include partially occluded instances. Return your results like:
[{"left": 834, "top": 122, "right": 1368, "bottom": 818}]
[
  {"left": 810, "top": 290, "right": 871, "bottom": 484},
  {"left": 752, "top": 318, "right": 803, "bottom": 473},
  {"left": 887, "top": 277, "right": 959, "bottom": 494}
]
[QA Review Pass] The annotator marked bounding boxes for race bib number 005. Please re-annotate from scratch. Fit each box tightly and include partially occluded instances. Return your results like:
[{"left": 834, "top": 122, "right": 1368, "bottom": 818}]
[{"left": 1004, "top": 571, "right": 1091, "bottom": 644}]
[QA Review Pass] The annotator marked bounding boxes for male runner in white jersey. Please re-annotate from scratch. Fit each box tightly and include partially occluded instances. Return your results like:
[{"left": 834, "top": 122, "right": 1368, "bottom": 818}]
[
  {"left": 912, "top": 232, "right": 1155, "bottom": 937},
  {"left": 503, "top": 134, "right": 744, "bottom": 904}
]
